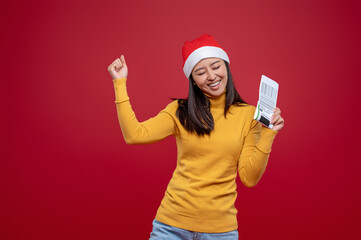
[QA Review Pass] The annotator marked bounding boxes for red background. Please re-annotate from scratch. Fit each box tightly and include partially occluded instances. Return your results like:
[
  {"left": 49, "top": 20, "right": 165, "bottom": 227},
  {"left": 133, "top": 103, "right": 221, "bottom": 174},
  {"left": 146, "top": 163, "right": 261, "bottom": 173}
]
[{"left": 1, "top": 0, "right": 361, "bottom": 239}]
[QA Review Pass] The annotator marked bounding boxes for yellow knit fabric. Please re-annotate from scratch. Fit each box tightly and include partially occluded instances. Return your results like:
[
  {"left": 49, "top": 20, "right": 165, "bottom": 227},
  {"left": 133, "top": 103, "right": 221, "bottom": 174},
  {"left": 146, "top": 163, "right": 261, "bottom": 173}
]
[{"left": 113, "top": 78, "right": 277, "bottom": 233}]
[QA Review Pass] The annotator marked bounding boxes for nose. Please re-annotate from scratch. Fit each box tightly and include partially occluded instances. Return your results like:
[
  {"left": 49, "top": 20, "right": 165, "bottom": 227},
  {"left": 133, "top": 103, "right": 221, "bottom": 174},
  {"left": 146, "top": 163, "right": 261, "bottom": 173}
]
[{"left": 206, "top": 70, "right": 216, "bottom": 81}]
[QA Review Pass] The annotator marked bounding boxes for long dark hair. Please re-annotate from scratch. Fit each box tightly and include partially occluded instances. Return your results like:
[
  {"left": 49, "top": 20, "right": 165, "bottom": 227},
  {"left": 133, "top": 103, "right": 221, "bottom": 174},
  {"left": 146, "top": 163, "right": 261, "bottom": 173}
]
[{"left": 176, "top": 62, "right": 246, "bottom": 136}]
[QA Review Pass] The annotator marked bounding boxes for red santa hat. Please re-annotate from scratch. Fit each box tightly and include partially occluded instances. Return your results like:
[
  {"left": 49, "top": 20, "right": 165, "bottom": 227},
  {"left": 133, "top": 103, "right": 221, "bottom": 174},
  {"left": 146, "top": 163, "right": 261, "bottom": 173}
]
[{"left": 182, "top": 34, "right": 230, "bottom": 79}]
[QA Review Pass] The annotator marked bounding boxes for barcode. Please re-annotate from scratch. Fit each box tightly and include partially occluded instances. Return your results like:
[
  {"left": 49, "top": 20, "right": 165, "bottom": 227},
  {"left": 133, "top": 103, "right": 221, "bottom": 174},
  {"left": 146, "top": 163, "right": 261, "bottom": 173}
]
[
  {"left": 261, "top": 82, "right": 277, "bottom": 100},
  {"left": 254, "top": 75, "right": 279, "bottom": 128}
]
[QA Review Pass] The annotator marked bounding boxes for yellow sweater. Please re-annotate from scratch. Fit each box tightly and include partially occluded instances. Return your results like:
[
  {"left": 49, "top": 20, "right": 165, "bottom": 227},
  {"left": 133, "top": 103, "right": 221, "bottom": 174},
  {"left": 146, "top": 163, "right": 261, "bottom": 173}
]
[{"left": 113, "top": 78, "right": 277, "bottom": 233}]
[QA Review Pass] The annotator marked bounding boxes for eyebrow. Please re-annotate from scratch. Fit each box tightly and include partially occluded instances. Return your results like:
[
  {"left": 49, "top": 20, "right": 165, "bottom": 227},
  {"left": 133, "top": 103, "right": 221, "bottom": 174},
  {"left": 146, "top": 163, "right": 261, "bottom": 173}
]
[{"left": 194, "top": 60, "right": 221, "bottom": 73}]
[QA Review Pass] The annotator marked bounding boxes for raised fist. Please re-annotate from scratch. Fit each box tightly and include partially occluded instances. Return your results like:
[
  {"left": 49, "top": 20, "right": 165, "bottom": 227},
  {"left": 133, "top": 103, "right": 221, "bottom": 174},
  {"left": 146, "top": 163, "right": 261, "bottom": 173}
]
[{"left": 108, "top": 55, "right": 128, "bottom": 80}]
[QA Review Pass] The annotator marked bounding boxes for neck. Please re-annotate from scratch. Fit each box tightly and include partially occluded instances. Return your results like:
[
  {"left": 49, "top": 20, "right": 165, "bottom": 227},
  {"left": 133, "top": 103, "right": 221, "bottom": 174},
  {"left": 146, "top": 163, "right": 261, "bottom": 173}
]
[{"left": 204, "top": 91, "right": 226, "bottom": 109}]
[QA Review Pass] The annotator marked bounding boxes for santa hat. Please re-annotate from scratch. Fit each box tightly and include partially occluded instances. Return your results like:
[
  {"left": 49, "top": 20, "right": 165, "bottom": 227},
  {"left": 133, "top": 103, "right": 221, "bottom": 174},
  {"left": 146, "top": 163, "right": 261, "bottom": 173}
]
[{"left": 182, "top": 34, "right": 230, "bottom": 79}]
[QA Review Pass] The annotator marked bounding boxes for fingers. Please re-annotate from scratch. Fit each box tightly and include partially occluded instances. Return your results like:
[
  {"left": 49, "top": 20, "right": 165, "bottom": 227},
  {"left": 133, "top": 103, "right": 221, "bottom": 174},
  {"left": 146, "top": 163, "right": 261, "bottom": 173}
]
[
  {"left": 271, "top": 114, "right": 281, "bottom": 125},
  {"left": 273, "top": 107, "right": 281, "bottom": 115},
  {"left": 108, "top": 56, "right": 125, "bottom": 72},
  {"left": 113, "top": 58, "right": 121, "bottom": 68},
  {"left": 108, "top": 59, "right": 119, "bottom": 71},
  {"left": 271, "top": 107, "right": 281, "bottom": 124},
  {"left": 271, "top": 107, "right": 284, "bottom": 131},
  {"left": 273, "top": 116, "right": 284, "bottom": 126},
  {"left": 107, "top": 55, "right": 129, "bottom": 79},
  {"left": 107, "top": 61, "right": 115, "bottom": 72}
]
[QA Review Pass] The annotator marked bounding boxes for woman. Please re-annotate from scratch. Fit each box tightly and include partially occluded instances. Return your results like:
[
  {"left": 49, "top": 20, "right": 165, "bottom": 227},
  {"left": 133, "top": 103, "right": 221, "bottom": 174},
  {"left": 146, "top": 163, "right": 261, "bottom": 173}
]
[{"left": 108, "top": 34, "right": 284, "bottom": 240}]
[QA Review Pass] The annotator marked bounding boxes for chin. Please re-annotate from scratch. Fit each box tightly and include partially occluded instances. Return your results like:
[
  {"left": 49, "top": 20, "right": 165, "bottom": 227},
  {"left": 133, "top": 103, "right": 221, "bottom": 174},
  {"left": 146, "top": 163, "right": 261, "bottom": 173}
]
[{"left": 208, "top": 91, "right": 223, "bottom": 97}]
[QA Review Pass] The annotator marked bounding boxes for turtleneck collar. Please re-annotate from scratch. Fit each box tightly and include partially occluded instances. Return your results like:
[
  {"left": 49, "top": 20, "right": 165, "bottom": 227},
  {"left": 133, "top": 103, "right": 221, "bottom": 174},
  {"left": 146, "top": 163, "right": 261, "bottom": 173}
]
[{"left": 203, "top": 91, "right": 226, "bottom": 109}]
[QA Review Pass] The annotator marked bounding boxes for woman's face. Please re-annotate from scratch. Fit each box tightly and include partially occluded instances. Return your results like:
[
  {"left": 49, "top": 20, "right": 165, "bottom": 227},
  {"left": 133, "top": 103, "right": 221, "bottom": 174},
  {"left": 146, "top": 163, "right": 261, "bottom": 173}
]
[{"left": 191, "top": 57, "right": 228, "bottom": 97}]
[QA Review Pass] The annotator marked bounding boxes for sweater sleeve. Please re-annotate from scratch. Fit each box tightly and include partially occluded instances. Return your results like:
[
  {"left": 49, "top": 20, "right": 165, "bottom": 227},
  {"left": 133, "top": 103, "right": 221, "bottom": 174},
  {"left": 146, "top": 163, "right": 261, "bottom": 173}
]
[
  {"left": 238, "top": 120, "right": 278, "bottom": 187},
  {"left": 113, "top": 78, "right": 176, "bottom": 144}
]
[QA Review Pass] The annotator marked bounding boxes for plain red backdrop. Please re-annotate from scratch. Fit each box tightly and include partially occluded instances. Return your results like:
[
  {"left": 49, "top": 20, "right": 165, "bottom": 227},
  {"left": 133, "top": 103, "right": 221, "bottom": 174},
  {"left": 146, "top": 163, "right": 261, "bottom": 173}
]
[{"left": 1, "top": 0, "right": 361, "bottom": 239}]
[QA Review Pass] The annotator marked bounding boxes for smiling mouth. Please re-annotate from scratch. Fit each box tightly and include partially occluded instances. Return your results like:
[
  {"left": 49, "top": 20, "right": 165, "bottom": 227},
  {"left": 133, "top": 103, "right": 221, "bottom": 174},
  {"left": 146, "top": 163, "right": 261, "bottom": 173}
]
[{"left": 209, "top": 80, "right": 221, "bottom": 87}]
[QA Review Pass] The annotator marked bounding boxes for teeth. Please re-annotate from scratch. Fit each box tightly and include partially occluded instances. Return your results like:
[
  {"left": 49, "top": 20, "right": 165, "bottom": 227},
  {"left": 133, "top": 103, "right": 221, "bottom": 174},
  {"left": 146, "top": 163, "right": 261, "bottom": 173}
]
[{"left": 209, "top": 81, "right": 220, "bottom": 87}]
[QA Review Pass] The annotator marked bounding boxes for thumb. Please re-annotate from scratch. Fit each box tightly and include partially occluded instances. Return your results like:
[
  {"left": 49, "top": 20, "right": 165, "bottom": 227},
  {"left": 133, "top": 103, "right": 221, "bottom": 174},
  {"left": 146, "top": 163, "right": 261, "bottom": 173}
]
[{"left": 120, "top": 55, "right": 127, "bottom": 67}]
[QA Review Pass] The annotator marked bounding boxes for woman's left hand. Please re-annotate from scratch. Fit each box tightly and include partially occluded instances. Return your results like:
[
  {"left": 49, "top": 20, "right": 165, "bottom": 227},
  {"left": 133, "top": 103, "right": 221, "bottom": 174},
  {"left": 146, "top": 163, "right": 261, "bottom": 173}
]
[{"left": 270, "top": 107, "right": 284, "bottom": 131}]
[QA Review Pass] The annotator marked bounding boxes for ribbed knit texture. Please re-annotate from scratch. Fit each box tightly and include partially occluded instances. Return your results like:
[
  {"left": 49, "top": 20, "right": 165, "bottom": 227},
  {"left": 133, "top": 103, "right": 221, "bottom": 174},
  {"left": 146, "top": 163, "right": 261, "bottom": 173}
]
[{"left": 113, "top": 78, "right": 277, "bottom": 233}]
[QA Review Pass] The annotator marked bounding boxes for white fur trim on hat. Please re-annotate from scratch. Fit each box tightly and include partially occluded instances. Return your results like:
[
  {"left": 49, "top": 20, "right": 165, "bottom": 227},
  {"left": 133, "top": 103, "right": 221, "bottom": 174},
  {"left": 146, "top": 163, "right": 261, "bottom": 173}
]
[{"left": 183, "top": 46, "right": 230, "bottom": 79}]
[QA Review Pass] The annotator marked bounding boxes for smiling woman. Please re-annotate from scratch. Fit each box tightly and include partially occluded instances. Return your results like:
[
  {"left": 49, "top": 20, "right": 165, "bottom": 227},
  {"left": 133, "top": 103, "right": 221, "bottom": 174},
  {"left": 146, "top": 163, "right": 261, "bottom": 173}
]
[
  {"left": 192, "top": 58, "right": 228, "bottom": 96},
  {"left": 108, "top": 34, "right": 284, "bottom": 240}
]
